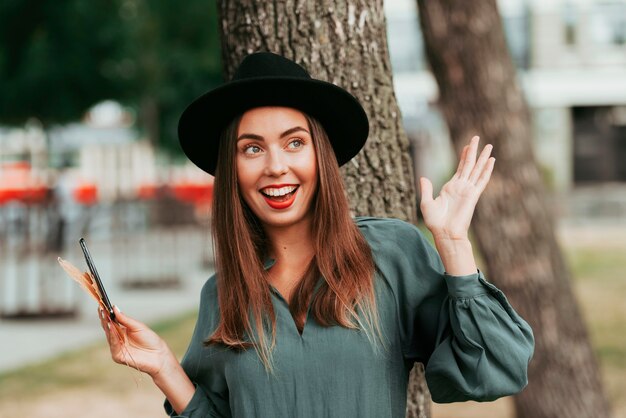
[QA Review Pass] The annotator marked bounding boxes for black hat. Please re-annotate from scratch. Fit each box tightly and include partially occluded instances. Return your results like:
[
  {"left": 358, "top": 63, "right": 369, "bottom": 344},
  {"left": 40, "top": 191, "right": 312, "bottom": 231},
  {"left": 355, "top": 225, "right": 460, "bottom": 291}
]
[{"left": 178, "top": 52, "right": 369, "bottom": 176}]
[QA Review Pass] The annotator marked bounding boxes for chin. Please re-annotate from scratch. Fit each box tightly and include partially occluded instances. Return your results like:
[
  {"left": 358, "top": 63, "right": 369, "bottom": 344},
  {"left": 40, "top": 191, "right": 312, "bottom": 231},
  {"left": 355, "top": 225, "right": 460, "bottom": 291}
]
[
  {"left": 249, "top": 195, "right": 313, "bottom": 230},
  {"left": 259, "top": 213, "right": 309, "bottom": 229}
]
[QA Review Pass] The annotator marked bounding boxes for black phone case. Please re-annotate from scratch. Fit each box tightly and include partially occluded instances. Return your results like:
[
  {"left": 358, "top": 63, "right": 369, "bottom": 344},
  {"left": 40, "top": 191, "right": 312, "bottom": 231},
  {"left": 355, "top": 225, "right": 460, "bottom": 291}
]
[{"left": 79, "top": 238, "right": 116, "bottom": 321}]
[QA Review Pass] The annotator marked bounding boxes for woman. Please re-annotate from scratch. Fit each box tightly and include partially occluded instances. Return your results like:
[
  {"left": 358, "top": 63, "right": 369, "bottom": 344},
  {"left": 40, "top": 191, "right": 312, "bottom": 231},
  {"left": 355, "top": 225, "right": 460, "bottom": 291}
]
[{"left": 99, "top": 52, "right": 534, "bottom": 418}]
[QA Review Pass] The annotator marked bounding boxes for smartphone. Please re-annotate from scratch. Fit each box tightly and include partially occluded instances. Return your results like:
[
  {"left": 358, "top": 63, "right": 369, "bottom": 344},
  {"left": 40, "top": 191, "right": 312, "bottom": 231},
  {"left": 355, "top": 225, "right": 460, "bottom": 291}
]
[{"left": 79, "top": 238, "right": 116, "bottom": 321}]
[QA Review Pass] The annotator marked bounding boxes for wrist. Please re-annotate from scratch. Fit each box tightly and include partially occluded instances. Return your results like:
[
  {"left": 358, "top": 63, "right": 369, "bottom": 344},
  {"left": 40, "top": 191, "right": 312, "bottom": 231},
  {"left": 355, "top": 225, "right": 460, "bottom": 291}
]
[
  {"left": 150, "top": 350, "right": 196, "bottom": 415},
  {"left": 151, "top": 350, "right": 180, "bottom": 385},
  {"left": 433, "top": 234, "right": 472, "bottom": 250},
  {"left": 434, "top": 238, "right": 477, "bottom": 276},
  {"left": 435, "top": 239, "right": 473, "bottom": 263}
]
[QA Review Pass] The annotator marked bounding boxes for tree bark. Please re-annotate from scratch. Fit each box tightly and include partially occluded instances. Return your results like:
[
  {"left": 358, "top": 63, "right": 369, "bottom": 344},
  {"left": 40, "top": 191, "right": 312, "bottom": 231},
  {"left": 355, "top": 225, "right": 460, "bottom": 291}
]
[
  {"left": 415, "top": 1, "right": 612, "bottom": 417},
  {"left": 217, "top": 1, "right": 430, "bottom": 416}
]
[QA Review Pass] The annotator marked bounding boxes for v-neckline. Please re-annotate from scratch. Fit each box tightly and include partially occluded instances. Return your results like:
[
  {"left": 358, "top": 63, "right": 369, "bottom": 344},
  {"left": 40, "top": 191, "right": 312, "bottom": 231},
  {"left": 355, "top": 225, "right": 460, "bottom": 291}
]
[
  {"left": 264, "top": 257, "right": 323, "bottom": 338},
  {"left": 270, "top": 284, "right": 312, "bottom": 338},
  {"left": 268, "top": 283, "right": 316, "bottom": 337}
]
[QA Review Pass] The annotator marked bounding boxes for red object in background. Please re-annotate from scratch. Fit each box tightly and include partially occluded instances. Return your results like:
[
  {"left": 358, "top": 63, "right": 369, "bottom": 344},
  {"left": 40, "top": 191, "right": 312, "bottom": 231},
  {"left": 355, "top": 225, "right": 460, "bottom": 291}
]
[
  {"left": 19, "top": 185, "right": 48, "bottom": 204},
  {"left": 73, "top": 182, "right": 98, "bottom": 205},
  {"left": 137, "top": 183, "right": 158, "bottom": 200},
  {"left": 0, "top": 188, "right": 12, "bottom": 205},
  {"left": 0, "top": 161, "right": 48, "bottom": 205},
  {"left": 170, "top": 182, "right": 213, "bottom": 206}
]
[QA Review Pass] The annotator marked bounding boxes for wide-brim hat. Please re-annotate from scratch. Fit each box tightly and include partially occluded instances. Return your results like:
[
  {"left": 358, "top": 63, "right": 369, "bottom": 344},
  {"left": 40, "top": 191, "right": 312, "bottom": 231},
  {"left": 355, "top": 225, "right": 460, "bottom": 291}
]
[{"left": 178, "top": 52, "right": 369, "bottom": 176}]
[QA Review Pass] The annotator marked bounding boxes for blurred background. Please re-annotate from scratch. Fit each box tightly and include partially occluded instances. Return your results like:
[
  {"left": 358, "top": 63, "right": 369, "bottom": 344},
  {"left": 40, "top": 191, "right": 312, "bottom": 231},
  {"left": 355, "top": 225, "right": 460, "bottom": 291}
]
[{"left": 0, "top": 0, "right": 625, "bottom": 417}]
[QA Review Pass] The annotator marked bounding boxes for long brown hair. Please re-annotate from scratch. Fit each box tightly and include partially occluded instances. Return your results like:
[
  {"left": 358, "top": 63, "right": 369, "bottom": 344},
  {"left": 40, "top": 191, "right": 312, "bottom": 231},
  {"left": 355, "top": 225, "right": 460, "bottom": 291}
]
[{"left": 205, "top": 110, "right": 385, "bottom": 372}]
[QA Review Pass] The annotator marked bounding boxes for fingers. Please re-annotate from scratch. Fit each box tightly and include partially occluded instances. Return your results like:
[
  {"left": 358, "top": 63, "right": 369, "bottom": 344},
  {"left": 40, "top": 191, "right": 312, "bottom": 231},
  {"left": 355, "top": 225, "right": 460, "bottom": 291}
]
[
  {"left": 468, "top": 143, "right": 494, "bottom": 184},
  {"left": 419, "top": 177, "right": 434, "bottom": 204},
  {"left": 112, "top": 305, "right": 145, "bottom": 331},
  {"left": 456, "top": 136, "right": 494, "bottom": 188},
  {"left": 98, "top": 307, "right": 110, "bottom": 337},
  {"left": 455, "top": 144, "right": 469, "bottom": 178},
  {"left": 98, "top": 307, "right": 124, "bottom": 363},
  {"left": 459, "top": 136, "right": 480, "bottom": 179},
  {"left": 475, "top": 157, "right": 496, "bottom": 191},
  {"left": 98, "top": 308, "right": 116, "bottom": 343}
]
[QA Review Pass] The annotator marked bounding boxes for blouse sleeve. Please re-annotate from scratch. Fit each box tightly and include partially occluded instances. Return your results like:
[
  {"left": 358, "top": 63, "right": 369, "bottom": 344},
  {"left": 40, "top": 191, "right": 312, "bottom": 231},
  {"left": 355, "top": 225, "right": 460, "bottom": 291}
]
[
  {"left": 163, "top": 277, "right": 225, "bottom": 417},
  {"left": 424, "top": 269, "right": 535, "bottom": 403},
  {"left": 164, "top": 383, "right": 220, "bottom": 418},
  {"left": 364, "top": 218, "right": 534, "bottom": 403}
]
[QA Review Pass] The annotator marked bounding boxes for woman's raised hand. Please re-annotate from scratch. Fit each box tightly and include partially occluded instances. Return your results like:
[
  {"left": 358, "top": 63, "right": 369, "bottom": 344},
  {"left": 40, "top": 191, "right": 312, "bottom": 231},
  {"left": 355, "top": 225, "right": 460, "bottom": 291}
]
[
  {"left": 98, "top": 306, "right": 175, "bottom": 379},
  {"left": 419, "top": 136, "right": 494, "bottom": 242}
]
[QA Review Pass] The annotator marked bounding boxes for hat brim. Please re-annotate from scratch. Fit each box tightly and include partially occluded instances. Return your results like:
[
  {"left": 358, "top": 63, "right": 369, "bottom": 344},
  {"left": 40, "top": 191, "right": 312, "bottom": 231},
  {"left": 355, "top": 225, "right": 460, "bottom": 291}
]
[{"left": 178, "top": 77, "right": 369, "bottom": 176}]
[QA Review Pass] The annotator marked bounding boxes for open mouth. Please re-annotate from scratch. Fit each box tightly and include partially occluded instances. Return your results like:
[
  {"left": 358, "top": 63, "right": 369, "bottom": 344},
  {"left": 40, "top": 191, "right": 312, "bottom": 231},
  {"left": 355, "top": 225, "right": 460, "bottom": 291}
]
[{"left": 260, "top": 185, "right": 299, "bottom": 209}]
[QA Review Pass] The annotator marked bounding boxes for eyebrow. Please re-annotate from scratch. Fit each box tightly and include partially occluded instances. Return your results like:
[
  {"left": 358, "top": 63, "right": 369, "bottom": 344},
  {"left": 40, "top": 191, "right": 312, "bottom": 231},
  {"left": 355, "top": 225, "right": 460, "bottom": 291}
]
[{"left": 237, "top": 126, "right": 310, "bottom": 142}]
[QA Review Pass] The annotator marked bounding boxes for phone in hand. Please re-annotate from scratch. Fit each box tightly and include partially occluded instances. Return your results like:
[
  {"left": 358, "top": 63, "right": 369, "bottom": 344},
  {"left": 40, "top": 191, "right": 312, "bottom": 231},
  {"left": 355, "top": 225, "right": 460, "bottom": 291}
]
[{"left": 79, "top": 238, "right": 116, "bottom": 321}]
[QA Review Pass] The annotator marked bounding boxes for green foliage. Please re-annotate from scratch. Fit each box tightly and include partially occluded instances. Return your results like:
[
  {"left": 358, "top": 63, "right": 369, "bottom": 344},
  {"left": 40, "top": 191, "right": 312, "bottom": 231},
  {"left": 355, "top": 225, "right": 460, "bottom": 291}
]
[
  {"left": 0, "top": 0, "right": 134, "bottom": 124},
  {"left": 0, "top": 0, "right": 222, "bottom": 155},
  {"left": 124, "top": 0, "right": 223, "bottom": 154}
]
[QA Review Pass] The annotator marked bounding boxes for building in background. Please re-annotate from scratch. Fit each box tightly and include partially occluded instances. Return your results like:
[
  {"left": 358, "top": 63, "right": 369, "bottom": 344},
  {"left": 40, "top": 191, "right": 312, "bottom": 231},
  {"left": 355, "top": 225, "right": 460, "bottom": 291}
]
[
  {"left": 385, "top": 0, "right": 626, "bottom": 219},
  {"left": 0, "top": 102, "right": 215, "bottom": 319},
  {"left": 0, "top": 101, "right": 212, "bottom": 209}
]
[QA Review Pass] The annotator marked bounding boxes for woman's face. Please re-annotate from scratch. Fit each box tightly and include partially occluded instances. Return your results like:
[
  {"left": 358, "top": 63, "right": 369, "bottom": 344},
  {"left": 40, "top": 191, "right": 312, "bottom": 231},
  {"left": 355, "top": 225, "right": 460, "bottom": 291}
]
[{"left": 236, "top": 106, "right": 318, "bottom": 230}]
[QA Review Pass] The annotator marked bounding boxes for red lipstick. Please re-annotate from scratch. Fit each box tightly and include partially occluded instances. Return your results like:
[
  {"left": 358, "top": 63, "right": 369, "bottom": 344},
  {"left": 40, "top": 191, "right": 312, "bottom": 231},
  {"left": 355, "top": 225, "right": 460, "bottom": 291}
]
[{"left": 260, "top": 185, "right": 299, "bottom": 209}]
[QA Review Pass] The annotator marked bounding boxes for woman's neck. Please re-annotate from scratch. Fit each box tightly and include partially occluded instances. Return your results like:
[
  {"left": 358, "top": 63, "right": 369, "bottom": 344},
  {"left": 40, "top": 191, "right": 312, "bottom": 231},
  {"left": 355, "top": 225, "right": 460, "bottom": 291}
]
[
  {"left": 263, "top": 219, "right": 315, "bottom": 304},
  {"left": 264, "top": 219, "right": 315, "bottom": 271}
]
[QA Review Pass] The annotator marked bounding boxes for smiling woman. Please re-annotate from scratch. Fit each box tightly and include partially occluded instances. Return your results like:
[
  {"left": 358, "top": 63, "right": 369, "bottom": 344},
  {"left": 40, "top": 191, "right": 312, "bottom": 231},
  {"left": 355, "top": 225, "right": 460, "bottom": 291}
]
[
  {"left": 206, "top": 103, "right": 380, "bottom": 363},
  {"left": 96, "top": 52, "right": 535, "bottom": 418},
  {"left": 235, "top": 107, "right": 318, "bottom": 227}
]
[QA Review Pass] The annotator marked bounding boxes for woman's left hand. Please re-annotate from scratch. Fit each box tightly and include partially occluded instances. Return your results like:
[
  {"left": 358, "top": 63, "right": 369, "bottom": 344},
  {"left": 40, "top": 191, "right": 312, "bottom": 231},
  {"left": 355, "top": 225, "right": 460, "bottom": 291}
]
[{"left": 419, "top": 136, "right": 495, "bottom": 242}]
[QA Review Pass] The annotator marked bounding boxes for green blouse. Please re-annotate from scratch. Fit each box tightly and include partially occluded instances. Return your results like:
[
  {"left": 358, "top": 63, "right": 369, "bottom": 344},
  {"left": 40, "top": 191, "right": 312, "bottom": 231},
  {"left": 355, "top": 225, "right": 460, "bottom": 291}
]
[{"left": 165, "top": 217, "right": 534, "bottom": 418}]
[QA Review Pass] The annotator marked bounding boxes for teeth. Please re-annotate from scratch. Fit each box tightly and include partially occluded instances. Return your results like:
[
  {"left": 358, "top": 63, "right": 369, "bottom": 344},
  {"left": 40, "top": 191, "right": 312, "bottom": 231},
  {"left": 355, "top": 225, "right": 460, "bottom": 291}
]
[{"left": 262, "top": 186, "right": 297, "bottom": 197}]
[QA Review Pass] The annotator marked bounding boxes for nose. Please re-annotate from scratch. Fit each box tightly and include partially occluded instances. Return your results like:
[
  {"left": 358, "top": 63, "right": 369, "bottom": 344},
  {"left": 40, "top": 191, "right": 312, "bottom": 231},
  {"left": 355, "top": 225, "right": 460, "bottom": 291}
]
[{"left": 263, "top": 148, "right": 288, "bottom": 177}]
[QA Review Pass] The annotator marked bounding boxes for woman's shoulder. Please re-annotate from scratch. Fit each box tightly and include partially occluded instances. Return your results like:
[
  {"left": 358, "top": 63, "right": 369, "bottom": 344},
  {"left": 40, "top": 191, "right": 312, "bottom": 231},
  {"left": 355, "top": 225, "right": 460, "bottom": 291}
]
[
  {"left": 354, "top": 216, "right": 414, "bottom": 228},
  {"left": 198, "top": 274, "right": 219, "bottom": 311},
  {"left": 354, "top": 216, "right": 426, "bottom": 245},
  {"left": 187, "top": 274, "right": 221, "bottom": 336},
  {"left": 353, "top": 216, "right": 439, "bottom": 269},
  {"left": 201, "top": 273, "right": 218, "bottom": 296}
]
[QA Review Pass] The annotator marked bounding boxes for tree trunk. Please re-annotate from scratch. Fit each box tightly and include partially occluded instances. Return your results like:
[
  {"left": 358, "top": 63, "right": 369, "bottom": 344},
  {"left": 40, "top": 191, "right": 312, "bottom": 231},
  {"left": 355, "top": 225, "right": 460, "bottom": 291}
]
[
  {"left": 415, "top": 1, "right": 612, "bottom": 417},
  {"left": 217, "top": 1, "right": 430, "bottom": 416}
]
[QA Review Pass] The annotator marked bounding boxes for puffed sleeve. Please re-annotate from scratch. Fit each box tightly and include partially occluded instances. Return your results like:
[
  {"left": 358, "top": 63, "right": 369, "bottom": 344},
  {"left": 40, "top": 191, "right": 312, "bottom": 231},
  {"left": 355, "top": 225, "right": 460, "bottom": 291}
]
[
  {"left": 163, "top": 277, "right": 225, "bottom": 417},
  {"left": 357, "top": 217, "right": 534, "bottom": 403},
  {"left": 424, "top": 269, "right": 534, "bottom": 402}
]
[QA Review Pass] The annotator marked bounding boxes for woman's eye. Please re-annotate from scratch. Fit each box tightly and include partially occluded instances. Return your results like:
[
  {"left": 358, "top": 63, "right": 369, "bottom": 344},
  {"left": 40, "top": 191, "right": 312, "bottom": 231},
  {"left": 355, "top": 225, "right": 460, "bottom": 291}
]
[
  {"left": 243, "top": 145, "right": 262, "bottom": 155},
  {"left": 288, "top": 139, "right": 303, "bottom": 149}
]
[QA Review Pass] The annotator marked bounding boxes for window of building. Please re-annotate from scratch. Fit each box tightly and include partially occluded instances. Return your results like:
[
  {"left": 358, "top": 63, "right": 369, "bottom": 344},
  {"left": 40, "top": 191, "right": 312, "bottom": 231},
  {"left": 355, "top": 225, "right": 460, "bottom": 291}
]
[
  {"left": 573, "top": 106, "right": 626, "bottom": 184},
  {"left": 590, "top": 1, "right": 626, "bottom": 47},
  {"left": 562, "top": 1, "right": 578, "bottom": 45}
]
